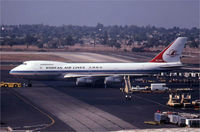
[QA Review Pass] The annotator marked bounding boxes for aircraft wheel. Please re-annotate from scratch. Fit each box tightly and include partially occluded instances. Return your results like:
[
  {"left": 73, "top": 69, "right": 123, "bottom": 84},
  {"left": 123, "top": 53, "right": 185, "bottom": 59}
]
[
  {"left": 22, "top": 83, "right": 27, "bottom": 87},
  {"left": 28, "top": 83, "right": 32, "bottom": 87},
  {"left": 125, "top": 95, "right": 132, "bottom": 100}
]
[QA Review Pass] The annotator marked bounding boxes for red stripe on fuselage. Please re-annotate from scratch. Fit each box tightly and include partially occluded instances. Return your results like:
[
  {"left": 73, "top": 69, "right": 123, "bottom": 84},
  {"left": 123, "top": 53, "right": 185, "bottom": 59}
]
[{"left": 150, "top": 41, "right": 175, "bottom": 63}]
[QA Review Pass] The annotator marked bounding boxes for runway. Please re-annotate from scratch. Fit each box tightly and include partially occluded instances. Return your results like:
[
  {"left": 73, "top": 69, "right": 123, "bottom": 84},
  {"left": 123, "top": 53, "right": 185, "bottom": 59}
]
[
  {"left": 1, "top": 51, "right": 199, "bottom": 131},
  {"left": 1, "top": 51, "right": 133, "bottom": 62}
]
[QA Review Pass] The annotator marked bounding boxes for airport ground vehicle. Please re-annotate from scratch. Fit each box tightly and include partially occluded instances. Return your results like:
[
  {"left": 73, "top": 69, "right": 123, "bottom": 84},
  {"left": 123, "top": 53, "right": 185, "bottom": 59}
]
[
  {"left": 154, "top": 111, "right": 200, "bottom": 127},
  {"left": 181, "top": 94, "right": 192, "bottom": 108},
  {"left": 192, "top": 100, "right": 200, "bottom": 108},
  {"left": 151, "top": 83, "right": 168, "bottom": 91},
  {"left": 0, "top": 82, "right": 22, "bottom": 88},
  {"left": 167, "top": 94, "right": 195, "bottom": 108},
  {"left": 167, "top": 94, "right": 181, "bottom": 107}
]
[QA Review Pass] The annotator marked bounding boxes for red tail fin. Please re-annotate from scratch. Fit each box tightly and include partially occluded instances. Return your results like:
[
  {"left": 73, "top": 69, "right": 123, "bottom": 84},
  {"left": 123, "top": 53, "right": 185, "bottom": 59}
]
[
  {"left": 150, "top": 37, "right": 187, "bottom": 63},
  {"left": 150, "top": 41, "right": 174, "bottom": 63}
]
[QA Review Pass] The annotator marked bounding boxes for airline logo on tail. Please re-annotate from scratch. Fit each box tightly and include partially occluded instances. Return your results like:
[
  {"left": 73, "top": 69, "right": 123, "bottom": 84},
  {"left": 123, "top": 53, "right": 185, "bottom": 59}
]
[
  {"left": 167, "top": 49, "right": 178, "bottom": 57},
  {"left": 150, "top": 37, "right": 187, "bottom": 63}
]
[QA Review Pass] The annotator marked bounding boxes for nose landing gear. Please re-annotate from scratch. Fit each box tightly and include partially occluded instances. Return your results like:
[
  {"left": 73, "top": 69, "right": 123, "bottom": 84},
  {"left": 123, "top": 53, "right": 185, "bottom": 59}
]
[{"left": 22, "top": 81, "right": 32, "bottom": 87}]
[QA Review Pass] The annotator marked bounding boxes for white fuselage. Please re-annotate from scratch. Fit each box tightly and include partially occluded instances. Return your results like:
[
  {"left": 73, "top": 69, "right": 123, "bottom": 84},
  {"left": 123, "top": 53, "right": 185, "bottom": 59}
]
[{"left": 9, "top": 60, "right": 182, "bottom": 80}]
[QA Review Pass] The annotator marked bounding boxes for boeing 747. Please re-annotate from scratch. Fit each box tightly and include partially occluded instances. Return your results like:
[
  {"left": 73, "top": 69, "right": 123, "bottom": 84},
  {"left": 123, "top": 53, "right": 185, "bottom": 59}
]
[{"left": 9, "top": 37, "right": 187, "bottom": 87}]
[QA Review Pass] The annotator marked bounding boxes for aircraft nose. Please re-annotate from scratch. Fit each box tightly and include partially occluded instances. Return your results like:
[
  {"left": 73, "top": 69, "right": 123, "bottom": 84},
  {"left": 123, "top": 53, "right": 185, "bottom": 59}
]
[
  {"left": 9, "top": 67, "right": 17, "bottom": 75},
  {"left": 9, "top": 69, "right": 14, "bottom": 75}
]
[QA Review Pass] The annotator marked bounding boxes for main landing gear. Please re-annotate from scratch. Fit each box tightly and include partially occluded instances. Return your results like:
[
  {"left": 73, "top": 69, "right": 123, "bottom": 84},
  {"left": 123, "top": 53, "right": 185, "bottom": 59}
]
[{"left": 121, "top": 75, "right": 132, "bottom": 100}]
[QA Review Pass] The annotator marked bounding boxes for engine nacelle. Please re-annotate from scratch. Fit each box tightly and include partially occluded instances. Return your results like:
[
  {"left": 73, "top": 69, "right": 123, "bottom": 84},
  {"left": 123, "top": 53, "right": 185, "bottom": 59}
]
[
  {"left": 76, "top": 76, "right": 123, "bottom": 87},
  {"left": 76, "top": 77, "right": 94, "bottom": 86},
  {"left": 104, "top": 76, "right": 123, "bottom": 85}
]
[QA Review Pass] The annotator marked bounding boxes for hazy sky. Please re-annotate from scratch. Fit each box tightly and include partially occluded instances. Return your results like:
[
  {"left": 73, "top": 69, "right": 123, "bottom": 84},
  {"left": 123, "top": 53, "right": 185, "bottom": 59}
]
[{"left": 1, "top": 0, "right": 199, "bottom": 28}]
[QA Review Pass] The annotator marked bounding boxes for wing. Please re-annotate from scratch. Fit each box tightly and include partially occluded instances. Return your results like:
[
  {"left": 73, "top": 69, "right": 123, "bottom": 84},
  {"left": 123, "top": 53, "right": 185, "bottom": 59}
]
[{"left": 63, "top": 73, "right": 150, "bottom": 78}]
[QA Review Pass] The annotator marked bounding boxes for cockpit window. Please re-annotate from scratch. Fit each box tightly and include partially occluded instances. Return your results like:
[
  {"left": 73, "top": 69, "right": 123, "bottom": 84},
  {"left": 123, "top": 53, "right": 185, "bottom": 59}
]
[{"left": 22, "top": 63, "right": 27, "bottom": 65}]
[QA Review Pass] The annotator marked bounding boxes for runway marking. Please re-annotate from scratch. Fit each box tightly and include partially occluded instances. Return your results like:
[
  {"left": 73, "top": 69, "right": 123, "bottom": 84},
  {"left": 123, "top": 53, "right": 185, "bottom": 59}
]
[
  {"left": 16, "top": 87, "right": 137, "bottom": 131},
  {"left": 9, "top": 88, "right": 55, "bottom": 131}
]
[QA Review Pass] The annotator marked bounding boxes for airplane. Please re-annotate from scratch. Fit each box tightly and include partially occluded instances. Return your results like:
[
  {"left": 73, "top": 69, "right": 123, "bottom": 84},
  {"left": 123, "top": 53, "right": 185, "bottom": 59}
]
[{"left": 9, "top": 37, "right": 187, "bottom": 88}]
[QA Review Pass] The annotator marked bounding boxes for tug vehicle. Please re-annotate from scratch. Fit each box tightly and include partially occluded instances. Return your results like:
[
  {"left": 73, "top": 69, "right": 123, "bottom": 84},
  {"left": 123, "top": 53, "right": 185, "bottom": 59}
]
[
  {"left": 167, "top": 94, "right": 181, "bottom": 107},
  {"left": 0, "top": 82, "right": 22, "bottom": 88},
  {"left": 181, "top": 94, "right": 192, "bottom": 108}
]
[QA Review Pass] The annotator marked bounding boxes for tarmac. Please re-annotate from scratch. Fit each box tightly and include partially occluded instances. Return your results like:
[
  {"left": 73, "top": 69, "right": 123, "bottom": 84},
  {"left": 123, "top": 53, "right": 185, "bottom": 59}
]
[
  {"left": 0, "top": 51, "right": 134, "bottom": 62},
  {"left": 1, "top": 52, "right": 199, "bottom": 131}
]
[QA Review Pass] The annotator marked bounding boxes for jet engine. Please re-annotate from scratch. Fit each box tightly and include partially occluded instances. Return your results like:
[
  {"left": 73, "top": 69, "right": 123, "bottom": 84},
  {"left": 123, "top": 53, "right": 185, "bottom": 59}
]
[
  {"left": 104, "top": 76, "right": 123, "bottom": 88},
  {"left": 76, "top": 76, "right": 123, "bottom": 87},
  {"left": 76, "top": 77, "right": 95, "bottom": 86}
]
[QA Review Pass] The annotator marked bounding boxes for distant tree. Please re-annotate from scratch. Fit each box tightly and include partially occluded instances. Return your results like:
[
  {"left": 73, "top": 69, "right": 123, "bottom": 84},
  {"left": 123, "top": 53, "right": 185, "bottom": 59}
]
[
  {"left": 132, "top": 47, "right": 145, "bottom": 52},
  {"left": 190, "top": 40, "right": 198, "bottom": 48},
  {"left": 109, "top": 38, "right": 116, "bottom": 47},
  {"left": 127, "top": 39, "right": 133, "bottom": 46},
  {"left": 9, "top": 42, "right": 13, "bottom": 48},
  {"left": 91, "top": 32, "right": 96, "bottom": 46},
  {"left": 8, "top": 39, "right": 19, "bottom": 48},
  {"left": 25, "top": 34, "right": 37, "bottom": 48},
  {"left": 37, "top": 43, "right": 43, "bottom": 48},
  {"left": 115, "top": 42, "right": 121, "bottom": 49},
  {"left": 102, "top": 31, "right": 108, "bottom": 45},
  {"left": 1, "top": 24, "right": 199, "bottom": 49},
  {"left": 109, "top": 25, "right": 119, "bottom": 39},
  {"left": 123, "top": 49, "right": 128, "bottom": 52},
  {"left": 65, "top": 35, "right": 75, "bottom": 46},
  {"left": 96, "top": 23, "right": 104, "bottom": 31},
  {"left": 109, "top": 38, "right": 121, "bottom": 49},
  {"left": 79, "top": 40, "right": 84, "bottom": 45},
  {"left": 51, "top": 42, "right": 57, "bottom": 48}
]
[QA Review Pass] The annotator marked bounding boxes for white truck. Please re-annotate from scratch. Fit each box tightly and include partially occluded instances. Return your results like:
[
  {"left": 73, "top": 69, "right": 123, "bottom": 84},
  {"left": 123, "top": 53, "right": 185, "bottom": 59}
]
[{"left": 151, "top": 83, "right": 168, "bottom": 91}]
